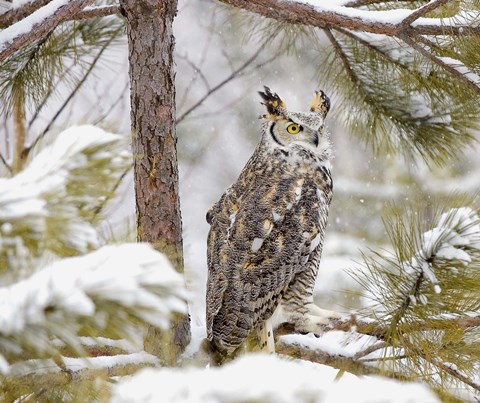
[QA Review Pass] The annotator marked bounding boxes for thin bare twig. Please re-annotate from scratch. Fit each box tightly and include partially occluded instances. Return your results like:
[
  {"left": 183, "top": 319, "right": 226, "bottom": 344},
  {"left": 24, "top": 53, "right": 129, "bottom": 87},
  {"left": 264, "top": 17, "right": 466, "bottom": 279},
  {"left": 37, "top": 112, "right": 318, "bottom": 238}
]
[
  {"left": 176, "top": 54, "right": 211, "bottom": 92},
  {"left": 25, "top": 33, "right": 116, "bottom": 158},
  {"left": 176, "top": 38, "right": 270, "bottom": 124},
  {"left": 177, "top": 11, "right": 216, "bottom": 111},
  {"left": 0, "top": 151, "right": 12, "bottom": 174},
  {"left": 92, "top": 80, "right": 130, "bottom": 125},
  {"left": 92, "top": 162, "right": 133, "bottom": 220},
  {"left": 0, "top": 0, "right": 95, "bottom": 63},
  {"left": 28, "top": 63, "right": 75, "bottom": 129}
]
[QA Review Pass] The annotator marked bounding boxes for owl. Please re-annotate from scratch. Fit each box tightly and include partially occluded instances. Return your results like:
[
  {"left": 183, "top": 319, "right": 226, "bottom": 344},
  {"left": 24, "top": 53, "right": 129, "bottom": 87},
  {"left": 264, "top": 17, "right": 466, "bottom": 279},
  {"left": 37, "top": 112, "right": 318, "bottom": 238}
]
[{"left": 205, "top": 86, "right": 338, "bottom": 357}]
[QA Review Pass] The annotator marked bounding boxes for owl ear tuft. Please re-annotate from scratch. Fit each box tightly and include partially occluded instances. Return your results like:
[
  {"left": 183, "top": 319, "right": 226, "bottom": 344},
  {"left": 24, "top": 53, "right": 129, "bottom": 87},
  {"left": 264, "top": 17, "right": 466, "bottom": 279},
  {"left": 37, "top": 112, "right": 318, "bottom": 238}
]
[
  {"left": 309, "top": 90, "right": 330, "bottom": 119},
  {"left": 258, "top": 86, "right": 286, "bottom": 120}
]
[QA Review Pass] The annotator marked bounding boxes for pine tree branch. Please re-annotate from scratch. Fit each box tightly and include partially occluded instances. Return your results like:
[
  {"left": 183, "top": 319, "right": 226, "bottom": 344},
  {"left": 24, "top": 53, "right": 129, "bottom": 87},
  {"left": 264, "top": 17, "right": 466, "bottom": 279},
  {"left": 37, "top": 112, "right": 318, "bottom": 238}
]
[
  {"left": 400, "top": 0, "right": 449, "bottom": 28},
  {"left": 275, "top": 316, "right": 387, "bottom": 339},
  {"left": 27, "top": 63, "right": 75, "bottom": 130},
  {"left": 276, "top": 314, "right": 480, "bottom": 341},
  {"left": 343, "top": 0, "right": 412, "bottom": 7},
  {"left": 5, "top": 353, "right": 158, "bottom": 393},
  {"left": 71, "top": 4, "right": 120, "bottom": 20},
  {"left": 216, "top": 0, "right": 480, "bottom": 36},
  {"left": 0, "top": 0, "right": 95, "bottom": 63},
  {"left": 276, "top": 312, "right": 480, "bottom": 392},
  {"left": 388, "top": 269, "right": 424, "bottom": 339},
  {"left": 0, "top": 0, "right": 51, "bottom": 29},
  {"left": 276, "top": 339, "right": 404, "bottom": 378},
  {"left": 401, "top": 33, "right": 480, "bottom": 96},
  {"left": 324, "top": 28, "right": 361, "bottom": 87},
  {"left": 403, "top": 339, "right": 480, "bottom": 393},
  {"left": 332, "top": 26, "right": 437, "bottom": 87},
  {"left": 352, "top": 341, "right": 387, "bottom": 360},
  {"left": 25, "top": 32, "right": 115, "bottom": 159}
]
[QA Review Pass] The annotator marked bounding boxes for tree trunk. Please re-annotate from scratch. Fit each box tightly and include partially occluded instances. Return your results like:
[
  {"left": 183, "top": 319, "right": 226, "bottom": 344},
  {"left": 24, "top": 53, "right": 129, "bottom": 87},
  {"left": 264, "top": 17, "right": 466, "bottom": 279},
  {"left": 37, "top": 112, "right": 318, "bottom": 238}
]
[{"left": 120, "top": 0, "right": 190, "bottom": 364}]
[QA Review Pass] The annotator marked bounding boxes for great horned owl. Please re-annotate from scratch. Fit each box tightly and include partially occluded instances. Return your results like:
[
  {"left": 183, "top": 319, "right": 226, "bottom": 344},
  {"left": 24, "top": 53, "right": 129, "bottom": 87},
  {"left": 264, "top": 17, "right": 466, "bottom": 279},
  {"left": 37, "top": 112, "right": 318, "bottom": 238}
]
[{"left": 206, "top": 86, "right": 338, "bottom": 356}]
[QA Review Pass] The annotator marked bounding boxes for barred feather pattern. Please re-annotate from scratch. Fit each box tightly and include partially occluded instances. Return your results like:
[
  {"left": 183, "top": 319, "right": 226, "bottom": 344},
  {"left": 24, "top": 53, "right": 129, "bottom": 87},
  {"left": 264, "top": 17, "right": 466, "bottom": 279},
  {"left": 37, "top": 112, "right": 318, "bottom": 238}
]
[{"left": 206, "top": 87, "right": 333, "bottom": 354}]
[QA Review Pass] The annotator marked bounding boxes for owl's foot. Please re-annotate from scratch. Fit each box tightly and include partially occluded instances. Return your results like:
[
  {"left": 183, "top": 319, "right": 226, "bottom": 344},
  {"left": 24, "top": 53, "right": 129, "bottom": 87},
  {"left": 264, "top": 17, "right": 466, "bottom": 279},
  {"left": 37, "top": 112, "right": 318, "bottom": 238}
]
[
  {"left": 271, "top": 302, "right": 342, "bottom": 338},
  {"left": 288, "top": 303, "right": 342, "bottom": 336}
]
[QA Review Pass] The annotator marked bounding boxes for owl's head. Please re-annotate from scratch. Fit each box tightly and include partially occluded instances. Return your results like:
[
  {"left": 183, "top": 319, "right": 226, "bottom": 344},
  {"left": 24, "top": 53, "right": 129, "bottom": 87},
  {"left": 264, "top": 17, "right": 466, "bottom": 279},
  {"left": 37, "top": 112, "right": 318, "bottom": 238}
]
[{"left": 258, "top": 86, "right": 331, "bottom": 158}]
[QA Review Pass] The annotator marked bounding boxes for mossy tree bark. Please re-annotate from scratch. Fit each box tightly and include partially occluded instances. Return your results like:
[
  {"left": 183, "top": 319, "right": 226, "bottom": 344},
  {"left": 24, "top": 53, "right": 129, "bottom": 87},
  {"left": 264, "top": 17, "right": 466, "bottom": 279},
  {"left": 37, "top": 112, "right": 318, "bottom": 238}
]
[{"left": 120, "top": 0, "right": 190, "bottom": 364}]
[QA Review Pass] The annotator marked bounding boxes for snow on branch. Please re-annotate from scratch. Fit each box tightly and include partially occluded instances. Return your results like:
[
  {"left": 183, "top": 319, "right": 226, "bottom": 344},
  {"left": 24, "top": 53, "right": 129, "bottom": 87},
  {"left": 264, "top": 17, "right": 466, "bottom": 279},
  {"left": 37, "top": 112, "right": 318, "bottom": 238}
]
[
  {"left": 0, "top": 125, "right": 130, "bottom": 269},
  {"left": 111, "top": 354, "right": 440, "bottom": 403},
  {"left": 416, "top": 207, "right": 480, "bottom": 291},
  {"left": 358, "top": 205, "right": 480, "bottom": 313},
  {"left": 0, "top": 0, "right": 95, "bottom": 62},
  {"left": 348, "top": 203, "right": 480, "bottom": 395},
  {"left": 0, "top": 243, "right": 188, "bottom": 374},
  {"left": 217, "top": 0, "right": 480, "bottom": 37}
]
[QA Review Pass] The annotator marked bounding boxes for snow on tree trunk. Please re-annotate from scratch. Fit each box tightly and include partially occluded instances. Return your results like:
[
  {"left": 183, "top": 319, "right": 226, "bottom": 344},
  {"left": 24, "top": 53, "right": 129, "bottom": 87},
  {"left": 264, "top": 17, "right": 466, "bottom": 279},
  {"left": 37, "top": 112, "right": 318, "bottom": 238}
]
[{"left": 120, "top": 0, "right": 190, "bottom": 363}]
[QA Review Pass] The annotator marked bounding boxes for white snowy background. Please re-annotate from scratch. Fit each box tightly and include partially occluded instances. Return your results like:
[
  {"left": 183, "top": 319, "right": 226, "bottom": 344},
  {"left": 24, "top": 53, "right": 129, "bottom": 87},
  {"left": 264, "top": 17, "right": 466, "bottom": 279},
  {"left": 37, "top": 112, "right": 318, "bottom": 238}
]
[{"left": 0, "top": 0, "right": 479, "bottom": 401}]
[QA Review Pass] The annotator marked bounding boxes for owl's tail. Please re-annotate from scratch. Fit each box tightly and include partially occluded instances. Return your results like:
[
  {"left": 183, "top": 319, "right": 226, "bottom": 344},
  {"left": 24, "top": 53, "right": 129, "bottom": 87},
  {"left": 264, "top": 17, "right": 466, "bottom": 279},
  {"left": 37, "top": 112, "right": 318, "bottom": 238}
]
[{"left": 198, "top": 337, "right": 231, "bottom": 365}]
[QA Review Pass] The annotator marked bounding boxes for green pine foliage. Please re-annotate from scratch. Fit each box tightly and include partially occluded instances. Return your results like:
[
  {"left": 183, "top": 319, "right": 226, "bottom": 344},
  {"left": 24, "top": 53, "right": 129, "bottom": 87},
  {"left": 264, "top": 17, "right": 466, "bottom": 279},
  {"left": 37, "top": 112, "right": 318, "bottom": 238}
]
[
  {"left": 1, "top": 0, "right": 480, "bottom": 401},
  {"left": 356, "top": 195, "right": 480, "bottom": 395},
  {"left": 0, "top": 16, "right": 124, "bottom": 117},
  {"left": 229, "top": 0, "right": 480, "bottom": 166},
  {"left": 0, "top": 126, "right": 130, "bottom": 280},
  {"left": 320, "top": 29, "right": 480, "bottom": 166}
]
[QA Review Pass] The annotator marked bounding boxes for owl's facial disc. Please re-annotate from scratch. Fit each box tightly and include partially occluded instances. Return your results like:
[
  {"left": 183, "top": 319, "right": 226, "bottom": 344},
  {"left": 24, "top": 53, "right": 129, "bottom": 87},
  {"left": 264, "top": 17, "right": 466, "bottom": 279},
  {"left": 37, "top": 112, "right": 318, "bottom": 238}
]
[
  {"left": 269, "top": 117, "right": 321, "bottom": 150},
  {"left": 259, "top": 86, "right": 330, "bottom": 154}
]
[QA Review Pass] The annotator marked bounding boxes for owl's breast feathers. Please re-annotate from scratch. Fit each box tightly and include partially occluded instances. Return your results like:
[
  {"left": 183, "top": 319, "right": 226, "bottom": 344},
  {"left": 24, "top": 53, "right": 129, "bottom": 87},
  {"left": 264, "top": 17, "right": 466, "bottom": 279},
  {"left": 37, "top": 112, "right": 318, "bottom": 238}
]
[{"left": 206, "top": 147, "right": 332, "bottom": 353}]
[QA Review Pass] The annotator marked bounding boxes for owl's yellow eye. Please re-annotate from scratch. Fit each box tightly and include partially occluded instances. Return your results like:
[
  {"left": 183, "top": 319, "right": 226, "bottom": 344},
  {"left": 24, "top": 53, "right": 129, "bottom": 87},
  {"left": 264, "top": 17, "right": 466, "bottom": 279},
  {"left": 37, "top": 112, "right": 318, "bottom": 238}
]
[{"left": 286, "top": 123, "right": 301, "bottom": 135}]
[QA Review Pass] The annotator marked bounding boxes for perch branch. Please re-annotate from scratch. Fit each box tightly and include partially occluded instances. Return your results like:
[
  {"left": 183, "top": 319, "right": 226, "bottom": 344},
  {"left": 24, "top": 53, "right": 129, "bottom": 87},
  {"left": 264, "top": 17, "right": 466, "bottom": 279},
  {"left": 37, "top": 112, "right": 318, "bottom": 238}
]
[
  {"left": 276, "top": 339, "right": 403, "bottom": 377},
  {"left": 275, "top": 314, "right": 480, "bottom": 340}
]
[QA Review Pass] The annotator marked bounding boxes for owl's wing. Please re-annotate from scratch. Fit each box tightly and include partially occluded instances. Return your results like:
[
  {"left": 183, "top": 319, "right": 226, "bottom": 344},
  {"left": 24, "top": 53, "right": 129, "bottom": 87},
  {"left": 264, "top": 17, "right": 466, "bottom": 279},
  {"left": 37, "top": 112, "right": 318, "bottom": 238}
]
[{"left": 206, "top": 176, "right": 323, "bottom": 351}]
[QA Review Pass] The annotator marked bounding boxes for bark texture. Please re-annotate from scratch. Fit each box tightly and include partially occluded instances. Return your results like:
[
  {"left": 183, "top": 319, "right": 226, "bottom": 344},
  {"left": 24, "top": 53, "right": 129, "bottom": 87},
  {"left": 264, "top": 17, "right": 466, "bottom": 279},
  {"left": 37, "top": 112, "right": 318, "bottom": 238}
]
[{"left": 120, "top": 0, "right": 190, "bottom": 364}]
